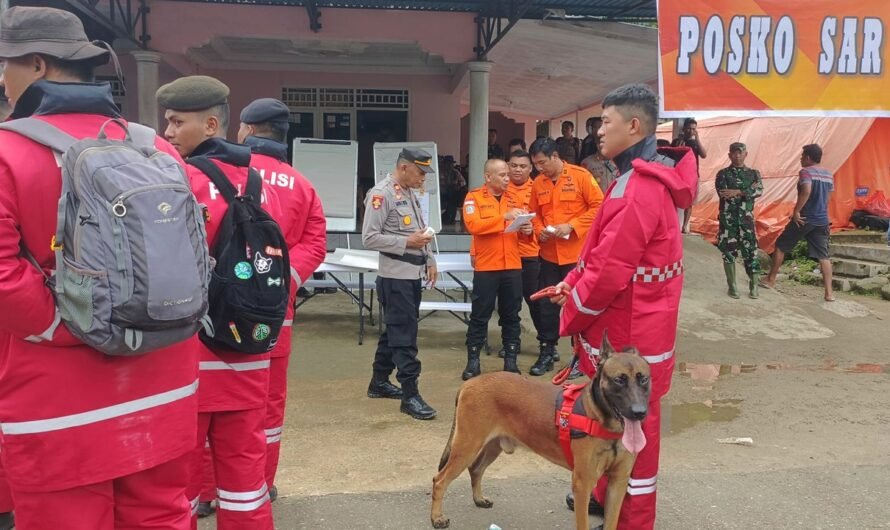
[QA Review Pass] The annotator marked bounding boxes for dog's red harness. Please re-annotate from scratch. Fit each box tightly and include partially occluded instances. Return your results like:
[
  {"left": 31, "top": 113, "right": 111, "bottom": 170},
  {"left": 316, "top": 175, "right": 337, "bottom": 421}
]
[{"left": 556, "top": 384, "right": 622, "bottom": 469}]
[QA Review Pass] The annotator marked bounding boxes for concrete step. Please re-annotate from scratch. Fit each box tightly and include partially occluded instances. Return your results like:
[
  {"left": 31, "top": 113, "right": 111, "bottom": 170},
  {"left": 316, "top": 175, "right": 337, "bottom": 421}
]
[
  {"left": 831, "top": 273, "right": 889, "bottom": 293},
  {"left": 831, "top": 257, "right": 890, "bottom": 278},
  {"left": 833, "top": 230, "right": 886, "bottom": 245},
  {"left": 831, "top": 243, "right": 890, "bottom": 265}
]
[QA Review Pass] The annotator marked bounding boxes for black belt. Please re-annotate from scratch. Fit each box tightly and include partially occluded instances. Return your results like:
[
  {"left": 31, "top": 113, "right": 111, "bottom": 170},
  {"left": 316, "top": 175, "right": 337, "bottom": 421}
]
[{"left": 381, "top": 252, "right": 427, "bottom": 266}]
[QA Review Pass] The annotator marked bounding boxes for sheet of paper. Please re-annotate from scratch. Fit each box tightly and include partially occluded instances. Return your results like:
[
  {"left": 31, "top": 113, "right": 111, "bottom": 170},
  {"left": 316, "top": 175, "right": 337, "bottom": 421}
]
[{"left": 504, "top": 213, "right": 536, "bottom": 233}]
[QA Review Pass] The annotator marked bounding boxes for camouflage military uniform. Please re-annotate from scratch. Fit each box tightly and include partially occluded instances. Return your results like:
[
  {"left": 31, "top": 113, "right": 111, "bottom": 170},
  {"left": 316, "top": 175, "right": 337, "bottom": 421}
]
[{"left": 716, "top": 165, "right": 763, "bottom": 274}]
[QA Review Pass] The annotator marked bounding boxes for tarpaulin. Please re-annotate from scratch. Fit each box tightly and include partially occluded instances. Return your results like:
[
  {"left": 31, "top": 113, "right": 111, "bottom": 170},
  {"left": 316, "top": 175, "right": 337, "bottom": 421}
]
[{"left": 657, "top": 118, "right": 890, "bottom": 252}]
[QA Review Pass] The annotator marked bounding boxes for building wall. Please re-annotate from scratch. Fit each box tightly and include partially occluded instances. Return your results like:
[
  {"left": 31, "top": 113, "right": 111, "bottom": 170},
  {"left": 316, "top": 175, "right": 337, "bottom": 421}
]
[{"left": 146, "top": 0, "right": 476, "bottom": 63}]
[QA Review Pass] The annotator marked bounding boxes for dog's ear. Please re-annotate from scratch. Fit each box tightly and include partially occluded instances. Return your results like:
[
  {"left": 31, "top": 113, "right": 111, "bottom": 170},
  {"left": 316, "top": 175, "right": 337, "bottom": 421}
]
[{"left": 599, "top": 331, "right": 614, "bottom": 362}]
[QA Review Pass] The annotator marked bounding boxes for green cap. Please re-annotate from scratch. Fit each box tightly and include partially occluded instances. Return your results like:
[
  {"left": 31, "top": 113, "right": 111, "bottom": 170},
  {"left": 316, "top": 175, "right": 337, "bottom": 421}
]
[
  {"left": 729, "top": 142, "right": 746, "bottom": 152},
  {"left": 156, "top": 75, "right": 229, "bottom": 111}
]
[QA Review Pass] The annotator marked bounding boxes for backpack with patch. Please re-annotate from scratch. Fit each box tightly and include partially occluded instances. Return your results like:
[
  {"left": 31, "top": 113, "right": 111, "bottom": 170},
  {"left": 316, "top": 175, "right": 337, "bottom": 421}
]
[
  {"left": 188, "top": 156, "right": 290, "bottom": 354},
  {"left": 0, "top": 118, "right": 212, "bottom": 355}
]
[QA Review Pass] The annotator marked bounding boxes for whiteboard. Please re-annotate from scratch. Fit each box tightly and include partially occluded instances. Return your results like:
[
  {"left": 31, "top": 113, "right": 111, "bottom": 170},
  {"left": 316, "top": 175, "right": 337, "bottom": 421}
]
[
  {"left": 292, "top": 138, "right": 358, "bottom": 232},
  {"left": 373, "top": 141, "right": 442, "bottom": 232}
]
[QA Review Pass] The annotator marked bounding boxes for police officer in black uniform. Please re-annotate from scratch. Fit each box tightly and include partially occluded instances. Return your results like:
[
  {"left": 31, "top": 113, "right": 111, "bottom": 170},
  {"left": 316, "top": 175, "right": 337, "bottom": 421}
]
[{"left": 362, "top": 148, "right": 438, "bottom": 420}]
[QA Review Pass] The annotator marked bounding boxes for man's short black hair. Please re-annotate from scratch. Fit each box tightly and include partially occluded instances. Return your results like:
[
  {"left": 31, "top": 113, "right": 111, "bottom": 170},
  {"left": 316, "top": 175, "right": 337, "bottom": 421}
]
[
  {"left": 508, "top": 138, "right": 526, "bottom": 150},
  {"left": 529, "top": 137, "right": 558, "bottom": 158},
  {"left": 509, "top": 149, "right": 532, "bottom": 163},
  {"left": 252, "top": 122, "right": 288, "bottom": 143},
  {"left": 683, "top": 117, "right": 697, "bottom": 128},
  {"left": 601, "top": 83, "right": 659, "bottom": 135},
  {"left": 488, "top": 128, "right": 497, "bottom": 133},
  {"left": 802, "top": 144, "right": 823, "bottom": 163},
  {"left": 586, "top": 116, "right": 602, "bottom": 126},
  {"left": 43, "top": 55, "right": 97, "bottom": 82},
  {"left": 562, "top": 120, "right": 574, "bottom": 130}
]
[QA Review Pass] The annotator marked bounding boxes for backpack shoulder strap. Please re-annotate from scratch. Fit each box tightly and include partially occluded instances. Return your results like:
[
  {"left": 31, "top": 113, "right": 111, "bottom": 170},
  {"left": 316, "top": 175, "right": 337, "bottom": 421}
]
[
  {"left": 188, "top": 156, "right": 238, "bottom": 203},
  {"left": 245, "top": 168, "right": 263, "bottom": 203},
  {"left": 127, "top": 122, "right": 159, "bottom": 149},
  {"left": 0, "top": 118, "right": 77, "bottom": 153}
]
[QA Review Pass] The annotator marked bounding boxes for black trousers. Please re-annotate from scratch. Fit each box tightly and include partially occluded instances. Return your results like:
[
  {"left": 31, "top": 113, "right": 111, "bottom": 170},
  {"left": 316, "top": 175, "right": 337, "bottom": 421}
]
[
  {"left": 538, "top": 259, "right": 577, "bottom": 344},
  {"left": 520, "top": 257, "right": 544, "bottom": 339},
  {"left": 466, "top": 269, "right": 522, "bottom": 349},
  {"left": 374, "top": 277, "right": 422, "bottom": 395}
]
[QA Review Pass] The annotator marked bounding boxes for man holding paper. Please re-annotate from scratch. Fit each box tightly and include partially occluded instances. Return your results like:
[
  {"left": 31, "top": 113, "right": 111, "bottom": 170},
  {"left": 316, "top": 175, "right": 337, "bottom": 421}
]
[
  {"left": 527, "top": 137, "right": 604, "bottom": 376},
  {"left": 461, "top": 159, "right": 533, "bottom": 379}
]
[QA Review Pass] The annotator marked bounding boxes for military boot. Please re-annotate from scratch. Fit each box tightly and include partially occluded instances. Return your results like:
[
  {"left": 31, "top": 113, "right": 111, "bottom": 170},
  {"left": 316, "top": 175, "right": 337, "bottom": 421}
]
[
  {"left": 748, "top": 272, "right": 760, "bottom": 299},
  {"left": 462, "top": 345, "right": 483, "bottom": 380},
  {"left": 503, "top": 343, "right": 521, "bottom": 374},
  {"left": 529, "top": 343, "right": 555, "bottom": 376},
  {"left": 400, "top": 381, "right": 437, "bottom": 420},
  {"left": 367, "top": 376, "right": 404, "bottom": 399},
  {"left": 724, "top": 262, "right": 740, "bottom": 299}
]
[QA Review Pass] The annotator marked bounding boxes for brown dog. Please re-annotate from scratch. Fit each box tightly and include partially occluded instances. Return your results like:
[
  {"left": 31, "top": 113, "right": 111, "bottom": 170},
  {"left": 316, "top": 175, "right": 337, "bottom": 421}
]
[{"left": 430, "top": 334, "right": 651, "bottom": 530}]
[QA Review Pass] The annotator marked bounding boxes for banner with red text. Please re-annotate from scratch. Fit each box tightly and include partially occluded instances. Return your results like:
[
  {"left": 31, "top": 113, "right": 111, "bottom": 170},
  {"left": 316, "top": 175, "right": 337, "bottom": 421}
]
[{"left": 657, "top": 0, "right": 890, "bottom": 117}]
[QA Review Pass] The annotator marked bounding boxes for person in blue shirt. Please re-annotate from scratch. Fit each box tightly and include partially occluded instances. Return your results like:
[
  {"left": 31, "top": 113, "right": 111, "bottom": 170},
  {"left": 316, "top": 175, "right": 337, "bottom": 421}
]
[{"left": 762, "top": 144, "right": 835, "bottom": 301}]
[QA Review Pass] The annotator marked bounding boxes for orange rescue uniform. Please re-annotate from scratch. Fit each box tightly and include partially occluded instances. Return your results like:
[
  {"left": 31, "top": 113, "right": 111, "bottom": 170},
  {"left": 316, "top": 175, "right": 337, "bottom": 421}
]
[
  {"left": 463, "top": 186, "right": 523, "bottom": 271},
  {"left": 529, "top": 163, "right": 604, "bottom": 265},
  {"left": 508, "top": 179, "right": 539, "bottom": 258}
]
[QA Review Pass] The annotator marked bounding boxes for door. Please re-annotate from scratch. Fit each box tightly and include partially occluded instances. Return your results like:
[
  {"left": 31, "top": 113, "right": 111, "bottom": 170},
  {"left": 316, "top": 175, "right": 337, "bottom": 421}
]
[
  {"left": 287, "top": 111, "right": 315, "bottom": 163},
  {"left": 323, "top": 111, "right": 352, "bottom": 141}
]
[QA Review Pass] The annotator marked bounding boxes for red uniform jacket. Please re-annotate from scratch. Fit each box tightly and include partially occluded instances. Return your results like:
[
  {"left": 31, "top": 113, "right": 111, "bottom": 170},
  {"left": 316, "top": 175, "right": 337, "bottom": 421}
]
[
  {"left": 560, "top": 138, "right": 697, "bottom": 399},
  {"left": 186, "top": 138, "right": 283, "bottom": 412},
  {"left": 0, "top": 81, "right": 200, "bottom": 492},
  {"left": 245, "top": 137, "right": 327, "bottom": 358}
]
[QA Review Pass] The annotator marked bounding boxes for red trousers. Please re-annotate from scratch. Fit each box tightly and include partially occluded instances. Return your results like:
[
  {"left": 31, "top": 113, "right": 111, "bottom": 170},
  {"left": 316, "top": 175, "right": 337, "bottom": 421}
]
[
  {"left": 189, "top": 409, "right": 273, "bottom": 530},
  {"left": 264, "top": 353, "right": 289, "bottom": 487},
  {"left": 199, "top": 443, "right": 216, "bottom": 503},
  {"left": 594, "top": 398, "right": 662, "bottom": 530},
  {"left": 12, "top": 452, "right": 191, "bottom": 530},
  {"left": 0, "top": 452, "right": 12, "bottom": 513}
]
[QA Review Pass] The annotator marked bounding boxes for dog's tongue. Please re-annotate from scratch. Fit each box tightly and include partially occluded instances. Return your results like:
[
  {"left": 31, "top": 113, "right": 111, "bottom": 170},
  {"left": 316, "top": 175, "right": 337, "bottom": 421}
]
[{"left": 622, "top": 420, "right": 647, "bottom": 455}]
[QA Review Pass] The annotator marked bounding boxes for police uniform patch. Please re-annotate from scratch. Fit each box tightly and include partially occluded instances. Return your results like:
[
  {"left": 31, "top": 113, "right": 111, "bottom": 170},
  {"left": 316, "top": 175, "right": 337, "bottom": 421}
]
[
  {"left": 403, "top": 215, "right": 412, "bottom": 225},
  {"left": 371, "top": 195, "right": 384, "bottom": 210}
]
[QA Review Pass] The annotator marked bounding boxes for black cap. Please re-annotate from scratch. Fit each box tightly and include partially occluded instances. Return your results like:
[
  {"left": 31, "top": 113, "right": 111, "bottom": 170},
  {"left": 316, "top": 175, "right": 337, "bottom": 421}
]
[
  {"left": 156, "top": 75, "right": 229, "bottom": 112},
  {"left": 729, "top": 142, "right": 746, "bottom": 152},
  {"left": 399, "top": 147, "right": 434, "bottom": 174},
  {"left": 240, "top": 98, "right": 290, "bottom": 126}
]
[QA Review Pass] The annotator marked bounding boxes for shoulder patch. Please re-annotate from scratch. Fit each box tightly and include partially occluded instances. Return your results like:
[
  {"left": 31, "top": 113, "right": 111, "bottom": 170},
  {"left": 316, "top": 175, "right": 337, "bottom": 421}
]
[{"left": 371, "top": 195, "right": 384, "bottom": 209}]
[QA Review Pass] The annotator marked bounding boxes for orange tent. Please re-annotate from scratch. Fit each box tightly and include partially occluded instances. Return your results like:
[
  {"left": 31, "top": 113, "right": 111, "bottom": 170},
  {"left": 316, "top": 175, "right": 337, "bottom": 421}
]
[{"left": 657, "top": 118, "right": 890, "bottom": 252}]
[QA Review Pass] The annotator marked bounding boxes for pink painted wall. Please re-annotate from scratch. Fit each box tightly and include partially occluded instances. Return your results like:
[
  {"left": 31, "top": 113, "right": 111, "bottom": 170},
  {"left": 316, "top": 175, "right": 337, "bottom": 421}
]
[
  {"left": 146, "top": 1, "right": 476, "bottom": 63},
  {"left": 147, "top": 67, "right": 463, "bottom": 155}
]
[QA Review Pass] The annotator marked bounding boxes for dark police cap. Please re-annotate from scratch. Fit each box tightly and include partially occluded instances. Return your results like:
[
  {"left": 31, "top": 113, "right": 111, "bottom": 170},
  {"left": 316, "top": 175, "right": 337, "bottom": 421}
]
[
  {"left": 240, "top": 98, "right": 289, "bottom": 125},
  {"left": 0, "top": 6, "right": 109, "bottom": 63},
  {"left": 399, "top": 147, "right": 434, "bottom": 174},
  {"left": 156, "top": 76, "right": 229, "bottom": 111},
  {"left": 729, "top": 142, "right": 747, "bottom": 152}
]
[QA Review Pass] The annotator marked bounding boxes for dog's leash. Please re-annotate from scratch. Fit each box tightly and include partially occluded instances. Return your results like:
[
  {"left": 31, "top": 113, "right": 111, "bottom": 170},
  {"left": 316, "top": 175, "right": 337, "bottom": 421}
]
[{"left": 551, "top": 335, "right": 597, "bottom": 385}]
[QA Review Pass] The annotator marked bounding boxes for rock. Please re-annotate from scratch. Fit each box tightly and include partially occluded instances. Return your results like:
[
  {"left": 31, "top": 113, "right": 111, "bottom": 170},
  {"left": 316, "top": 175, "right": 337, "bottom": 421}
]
[
  {"left": 852, "top": 275, "right": 889, "bottom": 294},
  {"left": 882, "top": 284, "right": 890, "bottom": 301}
]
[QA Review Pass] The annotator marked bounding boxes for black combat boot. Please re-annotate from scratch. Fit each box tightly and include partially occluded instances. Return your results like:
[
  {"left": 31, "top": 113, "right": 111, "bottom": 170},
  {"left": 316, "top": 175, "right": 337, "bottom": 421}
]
[
  {"left": 400, "top": 381, "right": 437, "bottom": 420},
  {"left": 0, "top": 512, "right": 13, "bottom": 530},
  {"left": 367, "top": 375, "right": 404, "bottom": 399},
  {"left": 462, "top": 345, "right": 482, "bottom": 380},
  {"left": 503, "top": 343, "right": 521, "bottom": 374},
  {"left": 565, "top": 492, "right": 605, "bottom": 516},
  {"left": 529, "top": 342, "right": 555, "bottom": 376}
]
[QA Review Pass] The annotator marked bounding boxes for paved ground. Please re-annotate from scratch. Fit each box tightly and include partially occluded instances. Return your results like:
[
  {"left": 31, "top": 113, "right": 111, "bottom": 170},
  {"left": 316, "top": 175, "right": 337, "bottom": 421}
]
[{"left": 201, "top": 236, "right": 890, "bottom": 530}]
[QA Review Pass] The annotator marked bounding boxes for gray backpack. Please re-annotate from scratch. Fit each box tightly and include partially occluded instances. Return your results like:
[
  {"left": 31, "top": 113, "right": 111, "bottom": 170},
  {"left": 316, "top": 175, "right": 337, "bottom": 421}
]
[{"left": 0, "top": 118, "right": 211, "bottom": 355}]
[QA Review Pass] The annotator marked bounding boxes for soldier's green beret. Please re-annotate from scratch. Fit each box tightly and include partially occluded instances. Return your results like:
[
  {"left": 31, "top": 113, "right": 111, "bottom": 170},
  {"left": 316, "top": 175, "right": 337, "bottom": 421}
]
[{"left": 156, "top": 75, "right": 229, "bottom": 111}]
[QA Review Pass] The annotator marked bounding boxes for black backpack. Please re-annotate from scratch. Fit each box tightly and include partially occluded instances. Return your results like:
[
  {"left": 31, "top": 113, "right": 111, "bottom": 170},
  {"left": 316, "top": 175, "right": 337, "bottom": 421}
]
[{"left": 188, "top": 157, "right": 290, "bottom": 354}]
